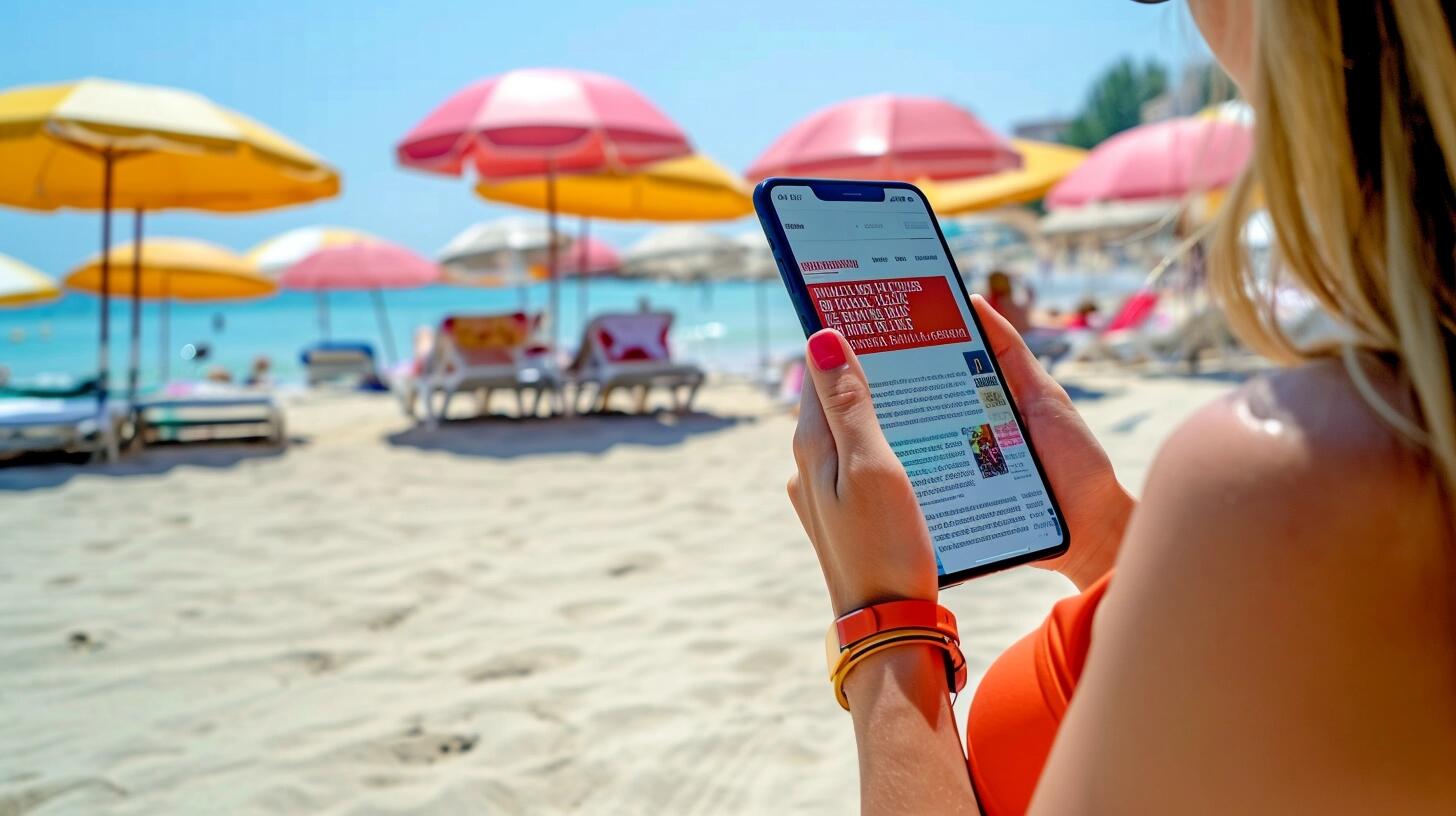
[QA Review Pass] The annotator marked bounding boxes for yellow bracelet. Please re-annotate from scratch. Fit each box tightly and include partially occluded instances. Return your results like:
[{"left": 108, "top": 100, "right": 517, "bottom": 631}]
[{"left": 830, "top": 628, "right": 960, "bottom": 710}]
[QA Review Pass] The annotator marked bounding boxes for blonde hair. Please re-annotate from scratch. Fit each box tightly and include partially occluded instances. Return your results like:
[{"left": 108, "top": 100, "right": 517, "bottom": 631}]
[{"left": 1209, "top": 0, "right": 1456, "bottom": 496}]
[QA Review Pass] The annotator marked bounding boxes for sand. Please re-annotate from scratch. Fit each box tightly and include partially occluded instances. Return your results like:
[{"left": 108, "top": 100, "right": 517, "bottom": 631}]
[{"left": 0, "top": 368, "right": 1241, "bottom": 815}]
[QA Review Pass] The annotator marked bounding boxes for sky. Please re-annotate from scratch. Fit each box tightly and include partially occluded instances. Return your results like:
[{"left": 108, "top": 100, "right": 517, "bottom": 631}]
[{"left": 0, "top": 0, "right": 1205, "bottom": 277}]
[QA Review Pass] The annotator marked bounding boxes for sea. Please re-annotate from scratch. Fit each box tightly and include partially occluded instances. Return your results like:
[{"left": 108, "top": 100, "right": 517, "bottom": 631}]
[{"left": 0, "top": 273, "right": 1145, "bottom": 389}]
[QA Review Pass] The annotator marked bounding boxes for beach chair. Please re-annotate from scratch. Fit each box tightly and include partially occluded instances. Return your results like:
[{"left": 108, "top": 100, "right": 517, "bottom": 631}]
[
  {"left": 300, "top": 341, "right": 380, "bottom": 388},
  {"left": 0, "top": 397, "right": 123, "bottom": 462},
  {"left": 569, "top": 312, "right": 704, "bottom": 414},
  {"left": 134, "top": 382, "right": 286, "bottom": 446},
  {"left": 1066, "top": 289, "right": 1240, "bottom": 370},
  {"left": 404, "top": 313, "right": 564, "bottom": 426},
  {"left": 1065, "top": 289, "right": 1167, "bottom": 365}
]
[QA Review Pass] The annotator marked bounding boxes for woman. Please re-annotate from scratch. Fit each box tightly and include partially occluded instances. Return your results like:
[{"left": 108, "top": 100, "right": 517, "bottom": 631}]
[{"left": 787, "top": 2, "right": 1456, "bottom": 813}]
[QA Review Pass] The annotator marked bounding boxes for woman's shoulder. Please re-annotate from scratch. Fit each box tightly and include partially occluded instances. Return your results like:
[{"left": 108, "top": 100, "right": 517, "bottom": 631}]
[
  {"left": 1151, "top": 357, "right": 1438, "bottom": 535},
  {"left": 1114, "top": 355, "right": 1448, "bottom": 602},
  {"left": 1039, "top": 358, "right": 1456, "bottom": 814}
]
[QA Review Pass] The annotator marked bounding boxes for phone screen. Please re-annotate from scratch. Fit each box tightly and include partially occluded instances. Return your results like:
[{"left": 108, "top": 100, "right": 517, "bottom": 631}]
[{"left": 762, "top": 182, "right": 1067, "bottom": 582}]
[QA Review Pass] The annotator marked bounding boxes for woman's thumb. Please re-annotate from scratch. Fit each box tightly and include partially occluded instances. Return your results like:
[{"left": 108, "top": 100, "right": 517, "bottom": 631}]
[{"left": 805, "top": 330, "right": 883, "bottom": 453}]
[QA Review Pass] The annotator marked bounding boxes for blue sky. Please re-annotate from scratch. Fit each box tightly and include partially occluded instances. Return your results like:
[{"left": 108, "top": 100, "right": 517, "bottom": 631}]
[{"left": 1, "top": 0, "right": 1203, "bottom": 276}]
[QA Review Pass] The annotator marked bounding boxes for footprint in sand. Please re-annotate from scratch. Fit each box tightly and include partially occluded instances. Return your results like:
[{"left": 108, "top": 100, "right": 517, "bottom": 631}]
[
  {"left": 279, "top": 649, "right": 360, "bottom": 676},
  {"left": 356, "top": 729, "right": 478, "bottom": 767},
  {"left": 606, "top": 552, "right": 661, "bottom": 578},
  {"left": 363, "top": 604, "right": 417, "bottom": 632},
  {"left": 67, "top": 630, "right": 106, "bottom": 653},
  {"left": 463, "top": 645, "right": 579, "bottom": 683}
]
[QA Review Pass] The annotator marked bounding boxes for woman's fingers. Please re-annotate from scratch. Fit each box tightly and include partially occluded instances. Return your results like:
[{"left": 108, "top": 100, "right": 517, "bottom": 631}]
[
  {"left": 970, "top": 294, "right": 1071, "bottom": 409},
  {"left": 803, "top": 330, "right": 886, "bottom": 481},
  {"left": 794, "top": 358, "right": 839, "bottom": 490}
]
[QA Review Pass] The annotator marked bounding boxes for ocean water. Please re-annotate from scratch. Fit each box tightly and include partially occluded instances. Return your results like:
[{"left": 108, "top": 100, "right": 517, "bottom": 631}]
[{"left": 0, "top": 273, "right": 1145, "bottom": 389}]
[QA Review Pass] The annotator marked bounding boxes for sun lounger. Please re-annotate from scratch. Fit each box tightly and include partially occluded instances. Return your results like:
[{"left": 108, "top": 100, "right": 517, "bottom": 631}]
[
  {"left": 135, "top": 382, "right": 285, "bottom": 445},
  {"left": 1065, "top": 288, "right": 1240, "bottom": 370},
  {"left": 0, "top": 374, "right": 100, "bottom": 399},
  {"left": 400, "top": 313, "right": 564, "bottom": 426},
  {"left": 301, "top": 341, "right": 381, "bottom": 388},
  {"left": 1064, "top": 289, "right": 1168, "bottom": 365},
  {"left": 569, "top": 312, "right": 704, "bottom": 413},
  {"left": 0, "top": 397, "right": 123, "bottom": 462}
]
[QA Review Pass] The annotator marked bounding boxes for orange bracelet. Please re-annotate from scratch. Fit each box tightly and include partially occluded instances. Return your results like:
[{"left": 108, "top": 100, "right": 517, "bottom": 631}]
[{"left": 827, "top": 627, "right": 966, "bottom": 710}]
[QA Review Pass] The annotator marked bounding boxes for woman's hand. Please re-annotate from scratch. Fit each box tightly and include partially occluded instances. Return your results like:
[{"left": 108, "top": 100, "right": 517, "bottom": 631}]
[
  {"left": 970, "top": 295, "right": 1134, "bottom": 590},
  {"left": 788, "top": 330, "right": 938, "bottom": 617}
]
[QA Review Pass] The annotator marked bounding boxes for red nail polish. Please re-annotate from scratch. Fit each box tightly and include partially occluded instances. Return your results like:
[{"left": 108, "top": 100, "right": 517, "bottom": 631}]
[{"left": 808, "top": 332, "right": 847, "bottom": 371}]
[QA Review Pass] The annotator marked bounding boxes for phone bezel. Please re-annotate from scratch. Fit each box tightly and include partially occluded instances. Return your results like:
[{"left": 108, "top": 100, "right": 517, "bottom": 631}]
[{"left": 753, "top": 176, "right": 1071, "bottom": 587}]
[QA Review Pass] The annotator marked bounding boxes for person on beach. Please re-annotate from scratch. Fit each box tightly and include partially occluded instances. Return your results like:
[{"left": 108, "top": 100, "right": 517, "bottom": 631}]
[
  {"left": 787, "top": 2, "right": 1456, "bottom": 813},
  {"left": 982, "top": 270, "right": 1033, "bottom": 333}
]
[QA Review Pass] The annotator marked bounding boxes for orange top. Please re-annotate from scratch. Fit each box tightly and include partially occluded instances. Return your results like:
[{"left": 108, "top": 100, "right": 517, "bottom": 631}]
[{"left": 965, "top": 572, "right": 1113, "bottom": 815}]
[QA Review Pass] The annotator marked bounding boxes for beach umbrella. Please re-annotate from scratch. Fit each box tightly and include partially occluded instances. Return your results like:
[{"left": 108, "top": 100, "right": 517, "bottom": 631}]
[
  {"left": 396, "top": 68, "right": 694, "bottom": 350},
  {"left": 1046, "top": 116, "right": 1252, "bottom": 209},
  {"left": 562, "top": 235, "right": 621, "bottom": 277},
  {"left": 249, "top": 226, "right": 374, "bottom": 343},
  {"left": 251, "top": 228, "right": 439, "bottom": 364},
  {"left": 622, "top": 227, "right": 744, "bottom": 283},
  {"left": 0, "top": 253, "right": 61, "bottom": 307},
  {"left": 745, "top": 93, "right": 1021, "bottom": 182},
  {"left": 921, "top": 140, "right": 1088, "bottom": 215},
  {"left": 437, "top": 217, "right": 570, "bottom": 307},
  {"left": 65, "top": 238, "right": 275, "bottom": 380},
  {"left": 475, "top": 154, "right": 752, "bottom": 221},
  {"left": 0, "top": 77, "right": 338, "bottom": 404}
]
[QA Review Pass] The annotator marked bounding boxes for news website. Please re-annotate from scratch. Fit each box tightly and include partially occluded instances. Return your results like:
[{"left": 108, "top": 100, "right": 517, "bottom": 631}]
[{"left": 773, "top": 186, "right": 1063, "bottom": 575}]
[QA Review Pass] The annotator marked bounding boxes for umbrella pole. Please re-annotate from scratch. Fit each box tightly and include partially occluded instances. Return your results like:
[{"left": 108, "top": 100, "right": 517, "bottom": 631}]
[
  {"left": 316, "top": 291, "right": 330, "bottom": 339},
  {"left": 97, "top": 151, "right": 115, "bottom": 411},
  {"left": 159, "top": 272, "right": 170, "bottom": 383},
  {"left": 128, "top": 208, "right": 144, "bottom": 404},
  {"left": 546, "top": 160, "right": 560, "bottom": 352},
  {"left": 371, "top": 289, "right": 398, "bottom": 365},
  {"left": 578, "top": 217, "right": 590, "bottom": 330}
]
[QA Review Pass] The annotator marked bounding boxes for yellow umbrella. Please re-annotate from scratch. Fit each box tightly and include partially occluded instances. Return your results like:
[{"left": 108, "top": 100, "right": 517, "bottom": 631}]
[
  {"left": 922, "top": 139, "right": 1087, "bottom": 215},
  {"left": 0, "top": 77, "right": 339, "bottom": 403},
  {"left": 67, "top": 238, "right": 273, "bottom": 299},
  {"left": 475, "top": 153, "right": 752, "bottom": 221},
  {"left": 67, "top": 238, "right": 275, "bottom": 381},
  {"left": 0, "top": 78, "right": 339, "bottom": 212},
  {"left": 0, "top": 253, "right": 60, "bottom": 307}
]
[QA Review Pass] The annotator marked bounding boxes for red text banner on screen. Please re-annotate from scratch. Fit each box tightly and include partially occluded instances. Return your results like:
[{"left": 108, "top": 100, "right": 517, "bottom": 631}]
[{"left": 808, "top": 276, "right": 970, "bottom": 354}]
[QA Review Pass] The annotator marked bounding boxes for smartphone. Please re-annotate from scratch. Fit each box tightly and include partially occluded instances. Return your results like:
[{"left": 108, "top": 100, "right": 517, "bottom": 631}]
[{"left": 755, "top": 177, "right": 1069, "bottom": 587}]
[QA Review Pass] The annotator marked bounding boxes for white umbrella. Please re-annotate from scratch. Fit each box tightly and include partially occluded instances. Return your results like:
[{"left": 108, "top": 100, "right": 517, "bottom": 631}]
[
  {"left": 0, "top": 253, "right": 60, "bottom": 307},
  {"left": 438, "top": 217, "right": 569, "bottom": 281},
  {"left": 622, "top": 227, "right": 743, "bottom": 282}
]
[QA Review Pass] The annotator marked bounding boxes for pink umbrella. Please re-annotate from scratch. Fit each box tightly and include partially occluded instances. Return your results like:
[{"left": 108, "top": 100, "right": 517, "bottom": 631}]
[
  {"left": 396, "top": 69, "right": 693, "bottom": 350},
  {"left": 1046, "top": 116, "right": 1253, "bottom": 209},
  {"left": 562, "top": 235, "right": 620, "bottom": 276},
  {"left": 745, "top": 93, "right": 1021, "bottom": 182},
  {"left": 277, "top": 238, "right": 440, "bottom": 364}
]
